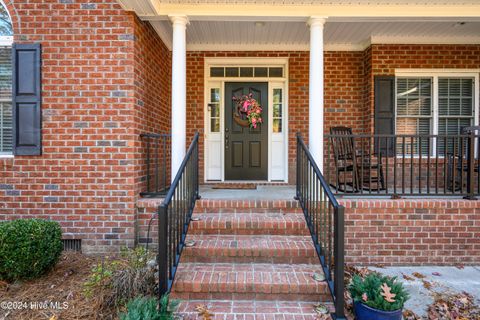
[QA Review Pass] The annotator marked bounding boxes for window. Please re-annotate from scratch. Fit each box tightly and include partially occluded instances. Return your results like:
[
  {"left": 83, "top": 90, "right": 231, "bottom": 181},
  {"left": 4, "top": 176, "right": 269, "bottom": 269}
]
[
  {"left": 273, "top": 88, "right": 283, "bottom": 133},
  {"left": 209, "top": 88, "right": 220, "bottom": 133},
  {"left": 396, "top": 74, "right": 477, "bottom": 155},
  {"left": 0, "top": 46, "right": 12, "bottom": 154},
  {"left": 396, "top": 78, "right": 432, "bottom": 155},
  {"left": 209, "top": 66, "right": 284, "bottom": 78},
  {"left": 0, "top": 2, "right": 12, "bottom": 155}
]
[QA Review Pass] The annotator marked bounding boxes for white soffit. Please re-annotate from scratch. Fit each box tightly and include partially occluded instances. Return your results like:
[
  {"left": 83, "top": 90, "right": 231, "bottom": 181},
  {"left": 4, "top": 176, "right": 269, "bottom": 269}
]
[{"left": 148, "top": 19, "right": 480, "bottom": 51}]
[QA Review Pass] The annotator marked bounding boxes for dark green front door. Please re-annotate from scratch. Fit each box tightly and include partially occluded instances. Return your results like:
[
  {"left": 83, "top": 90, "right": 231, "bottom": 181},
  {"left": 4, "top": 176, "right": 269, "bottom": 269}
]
[{"left": 225, "top": 82, "right": 268, "bottom": 180}]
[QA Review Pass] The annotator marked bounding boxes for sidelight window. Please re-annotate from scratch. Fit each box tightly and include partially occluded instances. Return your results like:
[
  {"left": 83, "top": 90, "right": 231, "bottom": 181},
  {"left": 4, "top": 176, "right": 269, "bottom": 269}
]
[
  {"left": 209, "top": 88, "right": 220, "bottom": 133},
  {"left": 273, "top": 88, "right": 283, "bottom": 133}
]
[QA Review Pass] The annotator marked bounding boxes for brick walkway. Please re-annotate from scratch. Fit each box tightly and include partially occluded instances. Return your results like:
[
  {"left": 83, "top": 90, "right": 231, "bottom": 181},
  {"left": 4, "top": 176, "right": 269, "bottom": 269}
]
[{"left": 172, "top": 198, "right": 331, "bottom": 319}]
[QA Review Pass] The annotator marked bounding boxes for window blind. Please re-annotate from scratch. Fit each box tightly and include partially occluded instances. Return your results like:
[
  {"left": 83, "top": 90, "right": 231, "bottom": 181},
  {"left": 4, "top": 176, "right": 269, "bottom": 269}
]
[
  {"left": 396, "top": 77, "right": 432, "bottom": 155},
  {"left": 438, "top": 78, "right": 474, "bottom": 155},
  {"left": 0, "top": 46, "right": 12, "bottom": 154}
]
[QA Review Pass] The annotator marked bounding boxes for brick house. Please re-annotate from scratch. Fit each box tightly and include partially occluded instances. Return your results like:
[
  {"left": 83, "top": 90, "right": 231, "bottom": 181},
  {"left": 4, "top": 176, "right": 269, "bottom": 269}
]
[
  {"left": 0, "top": 0, "right": 480, "bottom": 255},
  {"left": 1, "top": 0, "right": 480, "bottom": 317}
]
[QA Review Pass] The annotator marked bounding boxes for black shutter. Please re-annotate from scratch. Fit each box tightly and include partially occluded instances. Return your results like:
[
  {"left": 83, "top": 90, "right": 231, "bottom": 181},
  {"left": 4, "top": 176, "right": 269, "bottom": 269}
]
[
  {"left": 12, "top": 43, "right": 42, "bottom": 155},
  {"left": 374, "top": 76, "right": 395, "bottom": 157}
]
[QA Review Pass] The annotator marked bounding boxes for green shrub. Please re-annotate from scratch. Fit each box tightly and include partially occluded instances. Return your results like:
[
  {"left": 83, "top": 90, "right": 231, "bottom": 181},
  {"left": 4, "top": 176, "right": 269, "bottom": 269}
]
[
  {"left": 349, "top": 273, "right": 409, "bottom": 311},
  {"left": 0, "top": 219, "right": 63, "bottom": 281},
  {"left": 119, "top": 295, "right": 178, "bottom": 320}
]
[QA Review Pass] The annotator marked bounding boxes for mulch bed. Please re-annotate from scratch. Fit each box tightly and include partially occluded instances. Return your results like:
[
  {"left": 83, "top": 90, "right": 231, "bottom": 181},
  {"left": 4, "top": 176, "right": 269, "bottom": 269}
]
[
  {"left": 211, "top": 183, "right": 257, "bottom": 189},
  {"left": 0, "top": 251, "right": 117, "bottom": 320}
]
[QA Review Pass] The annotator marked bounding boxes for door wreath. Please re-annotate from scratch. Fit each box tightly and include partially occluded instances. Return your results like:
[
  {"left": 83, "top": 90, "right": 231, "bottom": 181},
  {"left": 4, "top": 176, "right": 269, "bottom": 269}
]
[{"left": 232, "top": 93, "right": 263, "bottom": 129}]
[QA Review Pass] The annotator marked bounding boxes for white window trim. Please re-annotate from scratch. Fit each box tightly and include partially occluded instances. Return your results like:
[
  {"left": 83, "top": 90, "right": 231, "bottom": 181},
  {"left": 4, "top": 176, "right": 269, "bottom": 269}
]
[
  {"left": 395, "top": 69, "right": 479, "bottom": 157},
  {"left": 0, "top": 1, "right": 15, "bottom": 157},
  {"left": 0, "top": 36, "right": 13, "bottom": 46}
]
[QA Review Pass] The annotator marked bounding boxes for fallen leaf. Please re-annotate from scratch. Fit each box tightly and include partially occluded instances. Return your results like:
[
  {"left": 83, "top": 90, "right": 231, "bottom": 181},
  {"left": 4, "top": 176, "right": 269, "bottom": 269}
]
[
  {"left": 422, "top": 280, "right": 433, "bottom": 290},
  {"left": 312, "top": 273, "right": 326, "bottom": 282},
  {"left": 432, "top": 272, "right": 441, "bottom": 276},
  {"left": 185, "top": 240, "right": 196, "bottom": 247},
  {"left": 403, "top": 309, "right": 422, "bottom": 320},
  {"left": 380, "top": 283, "right": 396, "bottom": 302},
  {"left": 456, "top": 265, "right": 465, "bottom": 270},
  {"left": 313, "top": 303, "right": 329, "bottom": 314},
  {"left": 402, "top": 273, "right": 415, "bottom": 281},
  {"left": 412, "top": 272, "right": 426, "bottom": 279},
  {"left": 195, "top": 304, "right": 214, "bottom": 320}
]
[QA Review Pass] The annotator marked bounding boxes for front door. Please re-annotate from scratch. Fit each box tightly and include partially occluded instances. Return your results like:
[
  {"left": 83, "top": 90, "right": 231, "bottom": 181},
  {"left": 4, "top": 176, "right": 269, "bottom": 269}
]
[{"left": 225, "top": 82, "right": 268, "bottom": 180}]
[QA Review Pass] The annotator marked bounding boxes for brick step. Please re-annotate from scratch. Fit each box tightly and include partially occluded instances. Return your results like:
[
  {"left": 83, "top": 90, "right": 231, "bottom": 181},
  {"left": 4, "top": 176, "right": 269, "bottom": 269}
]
[
  {"left": 170, "top": 263, "right": 331, "bottom": 302},
  {"left": 175, "top": 300, "right": 334, "bottom": 319},
  {"left": 181, "top": 234, "right": 317, "bottom": 264},
  {"left": 189, "top": 212, "right": 309, "bottom": 235},
  {"left": 194, "top": 199, "right": 302, "bottom": 214}
]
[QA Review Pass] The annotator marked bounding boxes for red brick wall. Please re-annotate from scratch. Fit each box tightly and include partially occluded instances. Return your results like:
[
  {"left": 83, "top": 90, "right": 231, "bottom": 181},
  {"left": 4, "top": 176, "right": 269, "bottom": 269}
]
[
  {"left": 186, "top": 51, "right": 366, "bottom": 183},
  {"left": 132, "top": 16, "right": 172, "bottom": 197},
  {"left": 340, "top": 199, "right": 480, "bottom": 265},
  {"left": 0, "top": 0, "right": 169, "bottom": 254}
]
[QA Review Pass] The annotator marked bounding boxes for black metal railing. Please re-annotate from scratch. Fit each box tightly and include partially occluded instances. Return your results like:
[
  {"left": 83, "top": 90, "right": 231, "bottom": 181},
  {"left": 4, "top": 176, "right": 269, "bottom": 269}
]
[
  {"left": 296, "top": 133, "right": 345, "bottom": 320},
  {"left": 325, "top": 133, "right": 480, "bottom": 199},
  {"left": 140, "top": 133, "right": 171, "bottom": 197},
  {"left": 157, "top": 132, "right": 199, "bottom": 296}
]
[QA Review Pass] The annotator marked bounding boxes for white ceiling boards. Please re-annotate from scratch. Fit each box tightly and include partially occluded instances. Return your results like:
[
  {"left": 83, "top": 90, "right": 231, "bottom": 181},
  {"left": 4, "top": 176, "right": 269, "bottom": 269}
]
[{"left": 117, "top": 0, "right": 480, "bottom": 51}]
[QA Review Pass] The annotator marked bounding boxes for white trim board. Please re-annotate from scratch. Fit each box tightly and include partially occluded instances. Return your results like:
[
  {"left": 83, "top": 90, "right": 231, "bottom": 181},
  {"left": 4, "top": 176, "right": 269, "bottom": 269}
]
[
  {"left": 203, "top": 57, "right": 289, "bottom": 182},
  {"left": 126, "top": 2, "right": 480, "bottom": 19}
]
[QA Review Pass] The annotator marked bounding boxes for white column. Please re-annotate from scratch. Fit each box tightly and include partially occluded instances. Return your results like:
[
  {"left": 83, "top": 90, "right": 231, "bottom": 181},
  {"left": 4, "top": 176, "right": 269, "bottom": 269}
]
[
  {"left": 308, "top": 17, "right": 326, "bottom": 170},
  {"left": 170, "top": 15, "right": 189, "bottom": 180}
]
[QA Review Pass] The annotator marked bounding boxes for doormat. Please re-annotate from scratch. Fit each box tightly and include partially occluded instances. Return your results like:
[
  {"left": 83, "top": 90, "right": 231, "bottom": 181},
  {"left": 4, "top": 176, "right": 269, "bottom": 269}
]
[{"left": 211, "top": 183, "right": 257, "bottom": 190}]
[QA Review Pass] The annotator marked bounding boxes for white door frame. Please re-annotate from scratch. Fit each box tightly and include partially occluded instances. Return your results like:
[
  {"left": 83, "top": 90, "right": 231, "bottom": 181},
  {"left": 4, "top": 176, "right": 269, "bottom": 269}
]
[{"left": 203, "top": 57, "right": 289, "bottom": 182}]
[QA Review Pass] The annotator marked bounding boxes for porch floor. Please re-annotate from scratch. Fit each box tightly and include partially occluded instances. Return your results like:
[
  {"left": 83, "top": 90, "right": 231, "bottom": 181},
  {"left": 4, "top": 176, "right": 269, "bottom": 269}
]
[
  {"left": 198, "top": 184, "right": 469, "bottom": 200},
  {"left": 199, "top": 185, "right": 295, "bottom": 200}
]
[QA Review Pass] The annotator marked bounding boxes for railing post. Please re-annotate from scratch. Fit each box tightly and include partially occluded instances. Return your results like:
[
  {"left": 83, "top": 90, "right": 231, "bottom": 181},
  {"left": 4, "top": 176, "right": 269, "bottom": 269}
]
[
  {"left": 145, "top": 135, "right": 151, "bottom": 193},
  {"left": 295, "top": 133, "right": 300, "bottom": 200},
  {"left": 464, "top": 131, "right": 477, "bottom": 200},
  {"left": 158, "top": 204, "right": 168, "bottom": 297},
  {"left": 195, "top": 137, "right": 201, "bottom": 200},
  {"left": 333, "top": 205, "right": 345, "bottom": 320}
]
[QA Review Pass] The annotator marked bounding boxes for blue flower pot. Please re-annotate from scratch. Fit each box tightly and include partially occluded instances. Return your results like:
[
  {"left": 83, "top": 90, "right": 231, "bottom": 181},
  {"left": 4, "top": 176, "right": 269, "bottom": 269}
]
[{"left": 354, "top": 302, "right": 402, "bottom": 320}]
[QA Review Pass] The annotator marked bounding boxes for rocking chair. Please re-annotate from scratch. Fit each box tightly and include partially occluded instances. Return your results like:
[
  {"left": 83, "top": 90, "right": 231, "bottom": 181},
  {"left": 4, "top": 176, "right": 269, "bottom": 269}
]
[
  {"left": 329, "top": 127, "right": 385, "bottom": 192},
  {"left": 447, "top": 126, "right": 480, "bottom": 192}
]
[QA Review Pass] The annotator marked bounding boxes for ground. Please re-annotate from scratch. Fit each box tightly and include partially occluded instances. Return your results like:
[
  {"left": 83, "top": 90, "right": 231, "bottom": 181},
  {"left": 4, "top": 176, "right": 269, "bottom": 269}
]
[
  {"left": 0, "top": 252, "right": 113, "bottom": 320},
  {"left": 372, "top": 266, "right": 480, "bottom": 318},
  {"left": 1, "top": 252, "right": 480, "bottom": 320}
]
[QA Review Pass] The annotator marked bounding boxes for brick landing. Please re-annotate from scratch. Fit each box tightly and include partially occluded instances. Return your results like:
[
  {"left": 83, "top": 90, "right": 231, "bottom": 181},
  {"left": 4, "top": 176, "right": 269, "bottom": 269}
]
[{"left": 171, "top": 198, "right": 331, "bottom": 319}]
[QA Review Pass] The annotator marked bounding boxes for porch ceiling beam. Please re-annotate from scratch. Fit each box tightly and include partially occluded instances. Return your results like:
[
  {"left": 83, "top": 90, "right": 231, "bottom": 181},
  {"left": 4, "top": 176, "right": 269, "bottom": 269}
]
[{"left": 135, "top": 3, "right": 480, "bottom": 20}]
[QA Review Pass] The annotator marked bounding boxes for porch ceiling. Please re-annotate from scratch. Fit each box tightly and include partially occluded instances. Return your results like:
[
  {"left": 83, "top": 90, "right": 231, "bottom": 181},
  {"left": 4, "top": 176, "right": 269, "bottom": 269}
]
[
  {"left": 117, "top": 0, "right": 480, "bottom": 51},
  {"left": 148, "top": 19, "right": 480, "bottom": 51}
]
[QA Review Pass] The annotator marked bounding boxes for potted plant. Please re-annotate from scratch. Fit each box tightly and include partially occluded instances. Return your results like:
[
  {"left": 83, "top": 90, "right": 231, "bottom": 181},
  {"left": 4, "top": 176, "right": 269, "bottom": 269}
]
[{"left": 349, "top": 273, "right": 409, "bottom": 320}]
